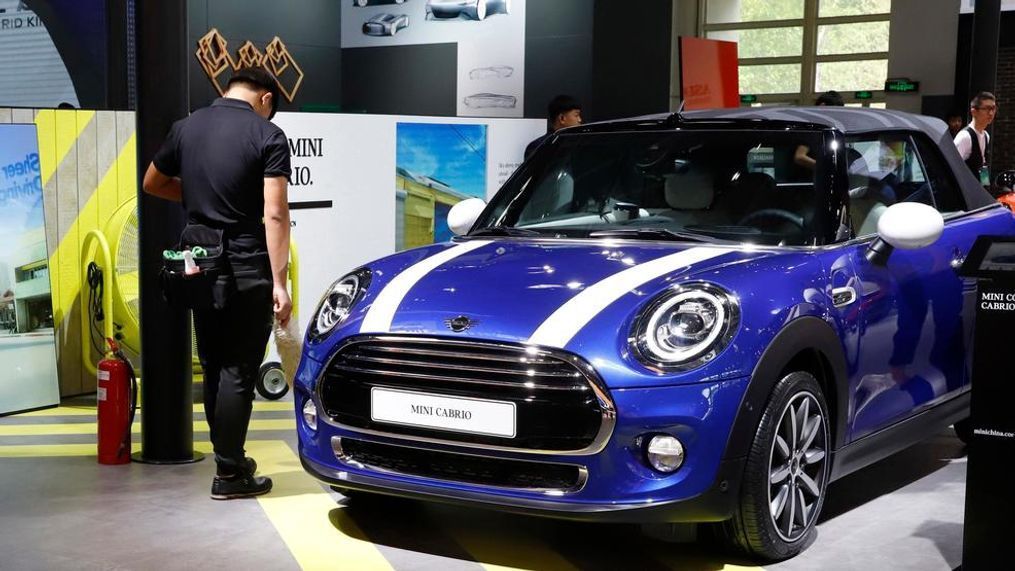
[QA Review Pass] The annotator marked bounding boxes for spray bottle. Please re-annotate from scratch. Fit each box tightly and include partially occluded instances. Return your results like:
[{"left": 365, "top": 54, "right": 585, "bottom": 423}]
[{"left": 183, "top": 250, "right": 200, "bottom": 275}]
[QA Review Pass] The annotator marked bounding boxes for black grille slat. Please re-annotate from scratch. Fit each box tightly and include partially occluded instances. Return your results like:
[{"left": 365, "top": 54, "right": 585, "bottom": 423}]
[
  {"left": 320, "top": 337, "right": 607, "bottom": 451},
  {"left": 341, "top": 439, "right": 582, "bottom": 491}
]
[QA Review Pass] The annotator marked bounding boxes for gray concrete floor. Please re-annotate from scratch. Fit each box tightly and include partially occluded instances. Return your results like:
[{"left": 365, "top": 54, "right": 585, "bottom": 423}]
[{"left": 0, "top": 392, "right": 969, "bottom": 571}]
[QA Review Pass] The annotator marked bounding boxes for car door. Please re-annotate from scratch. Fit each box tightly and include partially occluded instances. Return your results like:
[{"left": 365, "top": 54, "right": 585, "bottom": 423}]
[{"left": 839, "top": 132, "right": 1014, "bottom": 440}]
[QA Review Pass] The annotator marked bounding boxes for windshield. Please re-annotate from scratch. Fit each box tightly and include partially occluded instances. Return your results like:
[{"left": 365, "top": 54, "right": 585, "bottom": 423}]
[{"left": 477, "top": 129, "right": 830, "bottom": 246}]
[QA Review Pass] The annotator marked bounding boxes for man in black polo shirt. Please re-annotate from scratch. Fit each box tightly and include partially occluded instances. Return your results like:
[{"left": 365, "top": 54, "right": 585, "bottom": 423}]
[{"left": 142, "top": 67, "right": 292, "bottom": 499}]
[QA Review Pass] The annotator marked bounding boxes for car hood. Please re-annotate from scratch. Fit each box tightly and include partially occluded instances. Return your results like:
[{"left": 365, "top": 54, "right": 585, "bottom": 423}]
[{"left": 326, "top": 238, "right": 772, "bottom": 350}]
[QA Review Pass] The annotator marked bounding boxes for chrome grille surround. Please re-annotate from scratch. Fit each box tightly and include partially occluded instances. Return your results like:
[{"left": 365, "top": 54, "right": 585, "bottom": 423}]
[{"left": 316, "top": 335, "right": 617, "bottom": 456}]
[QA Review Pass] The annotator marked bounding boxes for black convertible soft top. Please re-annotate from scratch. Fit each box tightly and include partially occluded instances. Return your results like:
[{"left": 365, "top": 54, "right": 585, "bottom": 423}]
[{"left": 580, "top": 107, "right": 995, "bottom": 210}]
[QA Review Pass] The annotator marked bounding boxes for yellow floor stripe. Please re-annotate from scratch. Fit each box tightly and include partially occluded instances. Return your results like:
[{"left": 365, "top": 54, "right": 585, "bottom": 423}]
[
  {"left": 0, "top": 418, "right": 294, "bottom": 436},
  {"left": 248, "top": 440, "right": 394, "bottom": 571},
  {"left": 652, "top": 551, "right": 762, "bottom": 571},
  {"left": 16, "top": 401, "right": 294, "bottom": 417},
  {"left": 441, "top": 518, "right": 576, "bottom": 571},
  {"left": 0, "top": 442, "right": 217, "bottom": 458}
]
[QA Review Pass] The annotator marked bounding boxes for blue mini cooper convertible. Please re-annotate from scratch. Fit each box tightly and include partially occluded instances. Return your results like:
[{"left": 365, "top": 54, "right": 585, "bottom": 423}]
[{"left": 295, "top": 107, "right": 1015, "bottom": 560}]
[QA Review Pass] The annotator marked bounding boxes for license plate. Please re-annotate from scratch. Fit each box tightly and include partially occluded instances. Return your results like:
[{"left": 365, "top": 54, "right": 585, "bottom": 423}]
[{"left": 370, "top": 387, "right": 516, "bottom": 438}]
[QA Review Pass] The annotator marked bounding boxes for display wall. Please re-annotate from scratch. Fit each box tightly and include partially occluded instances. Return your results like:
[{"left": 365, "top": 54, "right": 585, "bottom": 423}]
[
  {"left": 0, "top": 123, "right": 60, "bottom": 414},
  {"left": 188, "top": 0, "right": 343, "bottom": 113},
  {"left": 271, "top": 112, "right": 544, "bottom": 341},
  {"left": 0, "top": 107, "right": 135, "bottom": 398},
  {"left": 189, "top": 0, "right": 674, "bottom": 122},
  {"left": 0, "top": 0, "right": 82, "bottom": 108}
]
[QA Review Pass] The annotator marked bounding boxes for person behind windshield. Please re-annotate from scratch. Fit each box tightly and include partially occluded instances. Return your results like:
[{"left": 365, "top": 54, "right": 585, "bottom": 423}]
[
  {"left": 525, "top": 95, "right": 583, "bottom": 160},
  {"left": 945, "top": 111, "right": 964, "bottom": 138},
  {"left": 794, "top": 90, "right": 845, "bottom": 170}
]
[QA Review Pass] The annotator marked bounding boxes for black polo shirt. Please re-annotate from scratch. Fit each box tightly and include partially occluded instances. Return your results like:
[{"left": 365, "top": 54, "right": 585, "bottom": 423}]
[{"left": 153, "top": 97, "right": 291, "bottom": 247}]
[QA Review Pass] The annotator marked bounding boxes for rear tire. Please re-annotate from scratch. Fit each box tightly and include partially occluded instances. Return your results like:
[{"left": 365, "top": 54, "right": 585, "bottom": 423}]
[
  {"left": 722, "top": 371, "right": 830, "bottom": 561},
  {"left": 954, "top": 417, "right": 973, "bottom": 445}
]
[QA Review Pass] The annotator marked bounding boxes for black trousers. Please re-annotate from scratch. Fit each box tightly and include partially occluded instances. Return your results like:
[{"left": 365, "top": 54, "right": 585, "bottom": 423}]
[{"left": 193, "top": 251, "right": 273, "bottom": 474}]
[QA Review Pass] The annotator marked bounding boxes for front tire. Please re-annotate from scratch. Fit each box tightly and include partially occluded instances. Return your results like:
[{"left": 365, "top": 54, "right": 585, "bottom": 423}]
[{"left": 724, "top": 371, "right": 830, "bottom": 560}]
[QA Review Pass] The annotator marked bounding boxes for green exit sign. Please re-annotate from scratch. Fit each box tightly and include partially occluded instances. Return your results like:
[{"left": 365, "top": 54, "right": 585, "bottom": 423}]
[
  {"left": 885, "top": 79, "right": 920, "bottom": 93},
  {"left": 855, "top": 90, "right": 873, "bottom": 100},
  {"left": 740, "top": 94, "right": 758, "bottom": 104}
]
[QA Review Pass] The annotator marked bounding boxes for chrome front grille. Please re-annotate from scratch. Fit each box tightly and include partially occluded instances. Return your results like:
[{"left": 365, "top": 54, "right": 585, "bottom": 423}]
[{"left": 318, "top": 336, "right": 615, "bottom": 454}]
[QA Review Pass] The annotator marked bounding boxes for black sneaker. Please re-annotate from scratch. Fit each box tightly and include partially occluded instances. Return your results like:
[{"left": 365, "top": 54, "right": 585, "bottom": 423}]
[
  {"left": 210, "top": 474, "right": 273, "bottom": 500},
  {"left": 215, "top": 457, "right": 258, "bottom": 478}
]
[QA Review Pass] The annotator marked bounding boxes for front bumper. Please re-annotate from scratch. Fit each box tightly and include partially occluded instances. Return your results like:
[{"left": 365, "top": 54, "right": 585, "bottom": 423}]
[
  {"left": 296, "top": 373, "right": 751, "bottom": 523},
  {"left": 302, "top": 451, "right": 745, "bottom": 523}
]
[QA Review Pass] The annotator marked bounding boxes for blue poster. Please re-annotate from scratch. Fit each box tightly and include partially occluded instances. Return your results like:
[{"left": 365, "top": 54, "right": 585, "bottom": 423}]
[
  {"left": 0, "top": 124, "right": 59, "bottom": 415},
  {"left": 395, "top": 122, "right": 487, "bottom": 250}
]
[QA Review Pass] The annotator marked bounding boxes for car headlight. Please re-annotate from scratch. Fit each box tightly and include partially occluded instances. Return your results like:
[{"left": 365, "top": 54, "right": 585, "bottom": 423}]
[
  {"left": 309, "top": 269, "right": 371, "bottom": 342},
  {"left": 630, "top": 282, "right": 739, "bottom": 371}
]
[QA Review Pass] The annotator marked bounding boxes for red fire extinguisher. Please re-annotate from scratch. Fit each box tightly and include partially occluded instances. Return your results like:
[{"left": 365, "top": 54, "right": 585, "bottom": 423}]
[{"left": 97, "top": 338, "right": 137, "bottom": 465}]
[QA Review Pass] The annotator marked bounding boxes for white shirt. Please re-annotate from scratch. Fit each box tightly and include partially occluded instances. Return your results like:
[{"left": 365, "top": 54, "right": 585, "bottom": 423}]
[{"left": 954, "top": 123, "right": 989, "bottom": 162}]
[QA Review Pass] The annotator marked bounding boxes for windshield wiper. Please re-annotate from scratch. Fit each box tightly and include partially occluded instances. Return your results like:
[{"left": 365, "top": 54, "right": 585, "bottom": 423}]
[
  {"left": 588, "top": 228, "right": 716, "bottom": 243},
  {"left": 468, "top": 226, "right": 542, "bottom": 237}
]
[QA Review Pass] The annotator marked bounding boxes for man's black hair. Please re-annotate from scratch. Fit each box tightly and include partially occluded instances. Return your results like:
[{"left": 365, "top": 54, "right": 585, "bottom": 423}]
[
  {"left": 547, "top": 94, "right": 581, "bottom": 121},
  {"left": 814, "top": 90, "right": 844, "bottom": 106},
  {"left": 970, "top": 91, "right": 996, "bottom": 110},
  {"left": 227, "top": 67, "right": 281, "bottom": 119}
]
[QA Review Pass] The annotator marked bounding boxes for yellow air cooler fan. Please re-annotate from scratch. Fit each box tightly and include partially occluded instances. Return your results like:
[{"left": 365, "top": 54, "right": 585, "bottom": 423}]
[{"left": 82, "top": 196, "right": 297, "bottom": 400}]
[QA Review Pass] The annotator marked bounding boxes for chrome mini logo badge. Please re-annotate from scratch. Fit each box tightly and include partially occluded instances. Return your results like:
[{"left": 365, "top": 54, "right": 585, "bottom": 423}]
[{"left": 444, "top": 316, "right": 476, "bottom": 332}]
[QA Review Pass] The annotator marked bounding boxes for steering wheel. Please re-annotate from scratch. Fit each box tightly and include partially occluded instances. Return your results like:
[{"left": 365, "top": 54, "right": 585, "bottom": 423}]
[{"left": 737, "top": 208, "right": 806, "bottom": 231}]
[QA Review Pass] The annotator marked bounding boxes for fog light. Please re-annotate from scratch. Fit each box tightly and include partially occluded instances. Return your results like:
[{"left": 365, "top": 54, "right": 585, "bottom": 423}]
[
  {"left": 303, "top": 399, "right": 318, "bottom": 431},
  {"left": 646, "top": 434, "right": 684, "bottom": 473}
]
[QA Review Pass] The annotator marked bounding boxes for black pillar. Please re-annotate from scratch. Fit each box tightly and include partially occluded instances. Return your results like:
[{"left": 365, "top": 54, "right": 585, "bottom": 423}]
[
  {"left": 134, "top": 0, "right": 200, "bottom": 463},
  {"left": 969, "top": 0, "right": 1001, "bottom": 96}
]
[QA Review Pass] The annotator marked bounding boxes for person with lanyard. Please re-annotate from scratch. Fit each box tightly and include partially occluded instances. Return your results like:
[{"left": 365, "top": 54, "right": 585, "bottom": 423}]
[
  {"left": 142, "top": 67, "right": 292, "bottom": 500},
  {"left": 953, "top": 91, "right": 997, "bottom": 186}
]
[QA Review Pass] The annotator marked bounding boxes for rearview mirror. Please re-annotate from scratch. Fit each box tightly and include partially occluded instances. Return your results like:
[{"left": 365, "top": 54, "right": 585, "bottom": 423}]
[{"left": 448, "top": 198, "right": 487, "bottom": 236}]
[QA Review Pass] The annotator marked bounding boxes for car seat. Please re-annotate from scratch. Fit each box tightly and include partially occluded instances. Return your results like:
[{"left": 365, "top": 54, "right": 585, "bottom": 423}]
[
  {"left": 846, "top": 149, "right": 894, "bottom": 237},
  {"left": 664, "top": 164, "right": 714, "bottom": 208}
]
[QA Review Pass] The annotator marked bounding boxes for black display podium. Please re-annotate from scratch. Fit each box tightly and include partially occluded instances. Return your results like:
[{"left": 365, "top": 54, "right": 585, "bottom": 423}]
[{"left": 959, "top": 236, "right": 1015, "bottom": 570}]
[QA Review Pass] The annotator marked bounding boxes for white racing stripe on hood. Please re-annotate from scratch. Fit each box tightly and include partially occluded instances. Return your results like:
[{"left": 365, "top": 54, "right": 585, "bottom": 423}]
[
  {"left": 359, "top": 240, "right": 493, "bottom": 333},
  {"left": 528, "top": 246, "right": 728, "bottom": 348}
]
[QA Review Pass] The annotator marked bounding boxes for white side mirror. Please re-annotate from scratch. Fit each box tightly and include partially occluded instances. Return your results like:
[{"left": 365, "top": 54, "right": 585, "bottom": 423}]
[
  {"left": 447, "top": 198, "right": 487, "bottom": 236},
  {"left": 876, "top": 202, "right": 944, "bottom": 250}
]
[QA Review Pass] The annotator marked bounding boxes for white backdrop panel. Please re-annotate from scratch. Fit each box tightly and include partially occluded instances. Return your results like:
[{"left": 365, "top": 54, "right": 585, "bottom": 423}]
[{"left": 272, "top": 112, "right": 544, "bottom": 350}]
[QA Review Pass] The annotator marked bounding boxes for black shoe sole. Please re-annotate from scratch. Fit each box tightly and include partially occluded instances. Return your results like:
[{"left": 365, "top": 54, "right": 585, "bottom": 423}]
[{"left": 210, "top": 486, "right": 272, "bottom": 500}]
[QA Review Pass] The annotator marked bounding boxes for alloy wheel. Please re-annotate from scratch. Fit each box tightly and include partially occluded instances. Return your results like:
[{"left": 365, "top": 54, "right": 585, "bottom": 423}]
[{"left": 767, "top": 391, "right": 828, "bottom": 542}]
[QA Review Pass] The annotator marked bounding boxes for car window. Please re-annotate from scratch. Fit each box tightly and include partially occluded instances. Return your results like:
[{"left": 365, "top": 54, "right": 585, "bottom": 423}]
[
  {"left": 484, "top": 130, "right": 829, "bottom": 246},
  {"left": 912, "top": 135, "right": 967, "bottom": 214},
  {"left": 845, "top": 133, "right": 959, "bottom": 237}
]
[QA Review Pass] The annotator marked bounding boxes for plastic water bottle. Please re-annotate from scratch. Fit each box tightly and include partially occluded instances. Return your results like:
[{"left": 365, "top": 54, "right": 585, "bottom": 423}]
[{"left": 183, "top": 250, "right": 200, "bottom": 275}]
